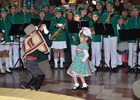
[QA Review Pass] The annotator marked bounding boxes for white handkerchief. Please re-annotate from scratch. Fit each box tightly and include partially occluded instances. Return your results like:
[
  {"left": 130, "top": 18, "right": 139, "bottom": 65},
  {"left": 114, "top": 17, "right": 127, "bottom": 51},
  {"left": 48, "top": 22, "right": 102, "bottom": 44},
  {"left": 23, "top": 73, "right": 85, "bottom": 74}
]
[{"left": 44, "top": 26, "right": 49, "bottom": 35}]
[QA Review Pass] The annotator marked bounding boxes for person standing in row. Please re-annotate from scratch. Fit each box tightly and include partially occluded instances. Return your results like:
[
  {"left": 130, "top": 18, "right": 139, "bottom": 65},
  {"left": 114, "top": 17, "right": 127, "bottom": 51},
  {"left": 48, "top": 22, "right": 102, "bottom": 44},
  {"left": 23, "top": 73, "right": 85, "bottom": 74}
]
[
  {"left": 37, "top": 9, "right": 52, "bottom": 79},
  {"left": 80, "top": 6, "right": 89, "bottom": 20},
  {"left": 29, "top": 4, "right": 39, "bottom": 19},
  {"left": 43, "top": 3, "right": 53, "bottom": 20},
  {"left": 117, "top": 15, "right": 126, "bottom": 68},
  {"left": 126, "top": 6, "right": 140, "bottom": 70},
  {"left": 68, "top": 11, "right": 80, "bottom": 61},
  {"left": 43, "top": 3, "right": 53, "bottom": 61},
  {"left": 18, "top": 3, "right": 31, "bottom": 24},
  {"left": 7, "top": 3, "right": 21, "bottom": 69},
  {"left": 101, "top": 0, "right": 119, "bottom": 72},
  {"left": 95, "top": 0, "right": 107, "bottom": 20},
  {"left": 0, "top": 7, "right": 11, "bottom": 73},
  {"left": 49, "top": 7, "right": 67, "bottom": 68},
  {"left": 38, "top": 9, "right": 52, "bottom": 62},
  {"left": 89, "top": 12, "right": 101, "bottom": 70},
  {"left": 18, "top": 3, "right": 32, "bottom": 61}
]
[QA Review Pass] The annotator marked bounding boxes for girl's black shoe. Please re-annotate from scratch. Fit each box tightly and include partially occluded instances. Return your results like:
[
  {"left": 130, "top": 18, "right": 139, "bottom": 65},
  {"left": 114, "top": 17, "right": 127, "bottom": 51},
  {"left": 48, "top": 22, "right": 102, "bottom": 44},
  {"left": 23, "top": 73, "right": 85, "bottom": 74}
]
[
  {"left": 71, "top": 85, "right": 81, "bottom": 91},
  {"left": 81, "top": 86, "right": 88, "bottom": 91}
]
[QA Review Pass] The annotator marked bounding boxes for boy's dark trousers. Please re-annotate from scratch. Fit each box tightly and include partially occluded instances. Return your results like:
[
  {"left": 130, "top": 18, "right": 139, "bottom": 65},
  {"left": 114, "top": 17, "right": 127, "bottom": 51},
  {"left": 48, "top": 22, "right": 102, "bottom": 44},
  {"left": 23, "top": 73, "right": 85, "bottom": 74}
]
[{"left": 25, "top": 59, "right": 45, "bottom": 91}]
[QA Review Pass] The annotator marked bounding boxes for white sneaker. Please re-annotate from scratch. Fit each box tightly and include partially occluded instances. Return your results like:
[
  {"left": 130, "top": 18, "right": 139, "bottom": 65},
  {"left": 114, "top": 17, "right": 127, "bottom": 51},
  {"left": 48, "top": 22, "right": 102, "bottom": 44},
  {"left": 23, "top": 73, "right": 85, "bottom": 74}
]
[
  {"left": 1, "top": 68, "right": 5, "bottom": 74},
  {"left": 6, "top": 68, "right": 11, "bottom": 73}
]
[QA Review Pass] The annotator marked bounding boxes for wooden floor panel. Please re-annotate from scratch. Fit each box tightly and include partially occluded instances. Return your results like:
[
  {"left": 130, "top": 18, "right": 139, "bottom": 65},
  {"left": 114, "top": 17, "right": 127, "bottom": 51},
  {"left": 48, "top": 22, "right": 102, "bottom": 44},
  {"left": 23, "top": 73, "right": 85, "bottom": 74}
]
[
  {"left": 0, "top": 88, "right": 84, "bottom": 100},
  {"left": 0, "top": 68, "right": 140, "bottom": 100}
]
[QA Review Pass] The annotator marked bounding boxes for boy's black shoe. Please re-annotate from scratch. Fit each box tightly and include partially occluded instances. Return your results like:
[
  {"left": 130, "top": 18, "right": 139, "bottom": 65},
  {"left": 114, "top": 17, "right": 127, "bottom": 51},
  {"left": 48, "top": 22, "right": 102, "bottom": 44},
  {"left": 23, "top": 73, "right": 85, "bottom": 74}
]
[{"left": 34, "top": 74, "right": 45, "bottom": 91}]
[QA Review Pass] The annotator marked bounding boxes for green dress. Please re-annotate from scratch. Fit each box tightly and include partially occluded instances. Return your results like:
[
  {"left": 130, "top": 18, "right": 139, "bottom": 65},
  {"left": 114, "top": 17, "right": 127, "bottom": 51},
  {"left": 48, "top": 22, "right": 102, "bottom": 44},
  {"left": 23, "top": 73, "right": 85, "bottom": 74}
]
[
  {"left": 49, "top": 16, "right": 67, "bottom": 41},
  {"left": 0, "top": 18, "right": 11, "bottom": 43},
  {"left": 67, "top": 43, "right": 96, "bottom": 77}
]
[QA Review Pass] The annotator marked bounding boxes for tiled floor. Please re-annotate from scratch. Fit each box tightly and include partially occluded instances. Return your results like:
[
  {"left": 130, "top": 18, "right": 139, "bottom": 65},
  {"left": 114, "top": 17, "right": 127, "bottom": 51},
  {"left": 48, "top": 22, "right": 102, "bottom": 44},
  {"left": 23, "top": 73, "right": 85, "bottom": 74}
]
[{"left": 0, "top": 67, "right": 140, "bottom": 100}]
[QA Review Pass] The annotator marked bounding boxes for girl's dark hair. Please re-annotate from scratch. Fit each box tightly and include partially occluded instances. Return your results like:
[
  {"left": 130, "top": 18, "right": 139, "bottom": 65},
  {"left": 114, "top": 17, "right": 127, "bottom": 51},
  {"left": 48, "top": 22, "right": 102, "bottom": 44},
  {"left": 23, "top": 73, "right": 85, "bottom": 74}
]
[
  {"left": 88, "top": 4, "right": 96, "bottom": 11},
  {"left": 80, "top": 32, "right": 91, "bottom": 45},
  {"left": 65, "top": 10, "right": 74, "bottom": 20}
]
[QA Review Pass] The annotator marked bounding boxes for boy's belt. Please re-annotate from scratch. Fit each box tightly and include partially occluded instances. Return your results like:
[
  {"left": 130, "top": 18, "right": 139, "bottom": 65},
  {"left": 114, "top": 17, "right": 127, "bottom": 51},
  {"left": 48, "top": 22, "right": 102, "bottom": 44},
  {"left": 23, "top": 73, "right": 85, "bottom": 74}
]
[{"left": 26, "top": 56, "right": 37, "bottom": 60}]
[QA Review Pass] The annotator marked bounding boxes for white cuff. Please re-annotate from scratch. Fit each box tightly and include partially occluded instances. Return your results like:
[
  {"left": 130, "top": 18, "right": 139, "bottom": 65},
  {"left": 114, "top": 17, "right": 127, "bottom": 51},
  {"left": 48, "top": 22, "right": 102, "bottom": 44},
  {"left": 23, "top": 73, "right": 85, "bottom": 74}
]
[{"left": 81, "top": 49, "right": 89, "bottom": 62}]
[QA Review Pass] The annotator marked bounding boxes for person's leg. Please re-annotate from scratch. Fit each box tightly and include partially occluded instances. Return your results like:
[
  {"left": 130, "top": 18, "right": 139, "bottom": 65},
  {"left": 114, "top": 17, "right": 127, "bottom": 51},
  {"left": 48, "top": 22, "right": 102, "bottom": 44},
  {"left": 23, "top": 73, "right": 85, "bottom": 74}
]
[
  {"left": 5, "top": 50, "right": 11, "bottom": 72},
  {"left": 9, "top": 45, "right": 13, "bottom": 68},
  {"left": 25, "top": 60, "right": 44, "bottom": 90},
  {"left": 34, "top": 74, "right": 45, "bottom": 91},
  {"left": 95, "top": 42, "right": 101, "bottom": 67},
  {"left": 71, "top": 76, "right": 80, "bottom": 91},
  {"left": 139, "top": 43, "right": 140, "bottom": 65},
  {"left": 54, "top": 49, "right": 59, "bottom": 68},
  {"left": 71, "top": 45, "right": 77, "bottom": 61},
  {"left": 91, "top": 42, "right": 95, "bottom": 66},
  {"left": 13, "top": 43, "right": 19, "bottom": 68},
  {"left": 20, "top": 37, "right": 24, "bottom": 62},
  {"left": 80, "top": 77, "right": 88, "bottom": 90},
  {"left": 80, "top": 77, "right": 86, "bottom": 84},
  {"left": 128, "top": 43, "right": 133, "bottom": 68},
  {"left": 104, "top": 38, "right": 111, "bottom": 67},
  {"left": 117, "top": 54, "right": 123, "bottom": 66},
  {"left": 73, "top": 76, "right": 78, "bottom": 83},
  {"left": 0, "top": 51, "right": 5, "bottom": 73},
  {"left": 60, "top": 49, "right": 64, "bottom": 68},
  {"left": 110, "top": 37, "right": 117, "bottom": 69},
  {"left": 132, "top": 44, "right": 137, "bottom": 68}
]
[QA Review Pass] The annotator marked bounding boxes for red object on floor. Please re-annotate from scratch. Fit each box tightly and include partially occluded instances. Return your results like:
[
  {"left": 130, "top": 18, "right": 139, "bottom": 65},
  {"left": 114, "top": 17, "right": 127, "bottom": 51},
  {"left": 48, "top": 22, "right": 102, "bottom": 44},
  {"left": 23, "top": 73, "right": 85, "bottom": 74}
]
[{"left": 122, "top": 55, "right": 128, "bottom": 63}]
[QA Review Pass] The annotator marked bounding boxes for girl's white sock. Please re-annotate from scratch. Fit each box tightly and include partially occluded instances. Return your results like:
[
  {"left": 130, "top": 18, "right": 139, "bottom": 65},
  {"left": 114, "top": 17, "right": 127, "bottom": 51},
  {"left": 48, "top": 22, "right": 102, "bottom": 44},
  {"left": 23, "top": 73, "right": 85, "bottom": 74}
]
[
  {"left": 82, "top": 83, "right": 88, "bottom": 87},
  {"left": 74, "top": 83, "right": 79, "bottom": 87}
]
